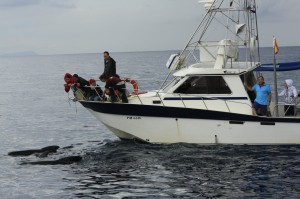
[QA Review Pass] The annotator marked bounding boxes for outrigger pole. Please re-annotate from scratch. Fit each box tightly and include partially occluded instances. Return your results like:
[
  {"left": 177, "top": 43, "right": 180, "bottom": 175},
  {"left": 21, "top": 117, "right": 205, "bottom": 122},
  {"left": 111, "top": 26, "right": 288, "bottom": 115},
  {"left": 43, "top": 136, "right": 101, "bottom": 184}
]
[{"left": 273, "top": 36, "right": 279, "bottom": 117}]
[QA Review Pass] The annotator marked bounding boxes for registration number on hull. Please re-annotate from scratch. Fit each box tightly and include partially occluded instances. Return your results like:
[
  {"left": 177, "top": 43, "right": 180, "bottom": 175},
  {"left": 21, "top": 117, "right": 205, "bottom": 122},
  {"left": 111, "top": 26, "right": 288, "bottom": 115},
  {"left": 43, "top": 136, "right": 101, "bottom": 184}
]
[{"left": 127, "top": 116, "right": 141, "bottom": 120}]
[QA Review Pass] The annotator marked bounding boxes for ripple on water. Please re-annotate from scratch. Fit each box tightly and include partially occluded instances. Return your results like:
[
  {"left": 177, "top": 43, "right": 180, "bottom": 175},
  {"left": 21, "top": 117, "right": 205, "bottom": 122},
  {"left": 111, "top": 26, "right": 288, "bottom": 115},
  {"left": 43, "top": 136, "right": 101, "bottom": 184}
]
[{"left": 60, "top": 142, "right": 300, "bottom": 198}]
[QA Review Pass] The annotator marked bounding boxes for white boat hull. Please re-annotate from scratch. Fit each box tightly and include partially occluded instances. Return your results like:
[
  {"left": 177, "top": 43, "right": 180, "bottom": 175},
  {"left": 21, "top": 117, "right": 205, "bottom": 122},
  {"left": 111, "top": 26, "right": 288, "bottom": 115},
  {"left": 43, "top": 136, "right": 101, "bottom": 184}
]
[{"left": 82, "top": 102, "right": 300, "bottom": 145}]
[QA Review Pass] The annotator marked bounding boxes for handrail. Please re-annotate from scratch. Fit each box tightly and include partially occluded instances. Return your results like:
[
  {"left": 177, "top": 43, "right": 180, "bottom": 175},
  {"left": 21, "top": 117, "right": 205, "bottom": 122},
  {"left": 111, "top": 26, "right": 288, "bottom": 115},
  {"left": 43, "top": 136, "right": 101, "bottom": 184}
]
[
  {"left": 153, "top": 91, "right": 253, "bottom": 109},
  {"left": 95, "top": 79, "right": 172, "bottom": 82},
  {"left": 272, "top": 103, "right": 298, "bottom": 117},
  {"left": 141, "top": 90, "right": 253, "bottom": 113},
  {"left": 82, "top": 85, "right": 253, "bottom": 114}
]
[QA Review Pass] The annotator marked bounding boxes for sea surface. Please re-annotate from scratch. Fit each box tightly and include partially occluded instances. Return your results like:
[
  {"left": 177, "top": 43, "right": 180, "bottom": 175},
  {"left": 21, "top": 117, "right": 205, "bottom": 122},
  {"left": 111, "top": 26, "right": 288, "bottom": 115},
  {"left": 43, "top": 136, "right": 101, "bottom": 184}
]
[{"left": 0, "top": 47, "right": 300, "bottom": 198}]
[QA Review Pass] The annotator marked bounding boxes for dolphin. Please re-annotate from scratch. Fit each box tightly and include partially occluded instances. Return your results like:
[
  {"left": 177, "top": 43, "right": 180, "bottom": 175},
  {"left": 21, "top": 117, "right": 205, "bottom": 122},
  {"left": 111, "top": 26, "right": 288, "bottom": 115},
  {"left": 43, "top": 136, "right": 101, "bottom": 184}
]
[
  {"left": 8, "top": 146, "right": 60, "bottom": 157},
  {"left": 21, "top": 156, "right": 82, "bottom": 165}
]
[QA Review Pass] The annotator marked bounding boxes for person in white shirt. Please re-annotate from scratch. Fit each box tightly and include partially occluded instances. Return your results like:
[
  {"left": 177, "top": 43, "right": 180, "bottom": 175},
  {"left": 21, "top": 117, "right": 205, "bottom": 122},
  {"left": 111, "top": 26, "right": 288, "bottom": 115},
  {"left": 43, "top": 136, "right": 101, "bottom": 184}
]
[{"left": 278, "top": 79, "right": 297, "bottom": 116}]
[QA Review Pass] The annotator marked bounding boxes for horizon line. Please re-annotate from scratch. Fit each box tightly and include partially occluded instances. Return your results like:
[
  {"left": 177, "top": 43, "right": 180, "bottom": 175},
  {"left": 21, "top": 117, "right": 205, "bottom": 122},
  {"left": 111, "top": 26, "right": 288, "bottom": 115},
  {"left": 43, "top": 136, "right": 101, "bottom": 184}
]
[{"left": 1, "top": 45, "right": 300, "bottom": 57}]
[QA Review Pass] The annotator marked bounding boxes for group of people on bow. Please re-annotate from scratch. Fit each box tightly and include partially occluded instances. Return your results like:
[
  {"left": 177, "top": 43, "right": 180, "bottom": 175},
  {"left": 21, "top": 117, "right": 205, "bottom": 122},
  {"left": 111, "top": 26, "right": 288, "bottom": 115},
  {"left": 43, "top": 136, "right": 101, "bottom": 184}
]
[{"left": 64, "top": 51, "right": 128, "bottom": 103}]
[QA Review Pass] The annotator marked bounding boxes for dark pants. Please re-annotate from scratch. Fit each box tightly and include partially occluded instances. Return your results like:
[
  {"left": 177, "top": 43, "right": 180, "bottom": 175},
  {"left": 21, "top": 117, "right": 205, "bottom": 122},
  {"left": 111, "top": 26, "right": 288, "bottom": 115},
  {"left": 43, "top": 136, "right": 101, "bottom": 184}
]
[
  {"left": 284, "top": 105, "right": 295, "bottom": 116},
  {"left": 252, "top": 102, "right": 268, "bottom": 116},
  {"left": 109, "top": 84, "right": 128, "bottom": 103}
]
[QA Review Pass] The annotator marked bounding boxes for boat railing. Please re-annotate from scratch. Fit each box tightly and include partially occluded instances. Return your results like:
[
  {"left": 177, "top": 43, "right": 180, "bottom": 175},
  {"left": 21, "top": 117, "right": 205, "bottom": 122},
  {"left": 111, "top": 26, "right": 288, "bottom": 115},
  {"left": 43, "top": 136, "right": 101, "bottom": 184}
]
[
  {"left": 81, "top": 85, "right": 253, "bottom": 114},
  {"left": 134, "top": 90, "right": 253, "bottom": 113},
  {"left": 272, "top": 102, "right": 299, "bottom": 118}
]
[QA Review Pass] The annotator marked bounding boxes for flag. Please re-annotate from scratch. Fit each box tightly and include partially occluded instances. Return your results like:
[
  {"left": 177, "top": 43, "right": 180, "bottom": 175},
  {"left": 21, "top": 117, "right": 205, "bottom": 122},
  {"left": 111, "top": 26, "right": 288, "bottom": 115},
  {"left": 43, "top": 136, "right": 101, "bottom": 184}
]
[{"left": 273, "top": 36, "right": 279, "bottom": 55}]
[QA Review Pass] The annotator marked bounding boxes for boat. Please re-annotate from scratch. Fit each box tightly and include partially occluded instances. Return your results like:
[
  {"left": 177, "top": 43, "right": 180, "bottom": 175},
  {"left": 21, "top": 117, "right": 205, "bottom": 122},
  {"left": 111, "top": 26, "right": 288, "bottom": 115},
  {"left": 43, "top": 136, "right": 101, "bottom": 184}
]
[{"left": 77, "top": 0, "right": 300, "bottom": 144}]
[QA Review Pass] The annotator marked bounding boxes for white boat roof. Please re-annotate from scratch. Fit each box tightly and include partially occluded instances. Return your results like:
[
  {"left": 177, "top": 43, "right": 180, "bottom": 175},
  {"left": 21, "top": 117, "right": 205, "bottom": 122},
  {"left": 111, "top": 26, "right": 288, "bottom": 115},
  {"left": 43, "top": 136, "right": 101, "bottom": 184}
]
[{"left": 173, "top": 62, "right": 260, "bottom": 76}]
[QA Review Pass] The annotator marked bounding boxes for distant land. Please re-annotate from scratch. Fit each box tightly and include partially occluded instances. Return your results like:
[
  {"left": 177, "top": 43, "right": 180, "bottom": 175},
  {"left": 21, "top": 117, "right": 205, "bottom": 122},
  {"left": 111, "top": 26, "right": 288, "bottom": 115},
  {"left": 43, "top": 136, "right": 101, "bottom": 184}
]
[{"left": 0, "top": 51, "right": 38, "bottom": 57}]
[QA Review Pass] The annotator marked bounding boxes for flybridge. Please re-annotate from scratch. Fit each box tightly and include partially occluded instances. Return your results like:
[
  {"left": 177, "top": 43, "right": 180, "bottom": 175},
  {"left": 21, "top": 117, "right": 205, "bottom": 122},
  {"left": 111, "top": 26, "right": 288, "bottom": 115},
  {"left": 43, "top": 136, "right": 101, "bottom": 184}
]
[{"left": 165, "top": 0, "right": 260, "bottom": 73}]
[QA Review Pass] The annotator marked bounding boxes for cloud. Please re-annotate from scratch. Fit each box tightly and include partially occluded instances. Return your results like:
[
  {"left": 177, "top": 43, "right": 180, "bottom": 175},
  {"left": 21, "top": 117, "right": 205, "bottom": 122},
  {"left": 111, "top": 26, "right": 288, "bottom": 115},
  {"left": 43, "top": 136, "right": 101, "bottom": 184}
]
[
  {"left": 258, "top": 0, "right": 300, "bottom": 22},
  {"left": 0, "top": 0, "right": 40, "bottom": 7},
  {"left": 255, "top": 0, "right": 300, "bottom": 47},
  {"left": 47, "top": 1, "right": 76, "bottom": 9},
  {"left": 0, "top": 0, "right": 76, "bottom": 9},
  {"left": 0, "top": 0, "right": 299, "bottom": 54}
]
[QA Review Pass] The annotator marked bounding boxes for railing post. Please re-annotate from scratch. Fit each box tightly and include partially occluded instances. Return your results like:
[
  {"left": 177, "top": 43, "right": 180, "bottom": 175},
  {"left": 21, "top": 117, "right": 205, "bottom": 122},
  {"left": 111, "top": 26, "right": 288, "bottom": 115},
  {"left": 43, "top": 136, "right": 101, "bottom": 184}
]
[
  {"left": 202, "top": 97, "right": 208, "bottom": 110},
  {"left": 224, "top": 100, "right": 231, "bottom": 112},
  {"left": 179, "top": 94, "right": 186, "bottom": 108},
  {"left": 112, "top": 88, "right": 121, "bottom": 102},
  {"left": 136, "top": 93, "right": 143, "bottom": 105},
  {"left": 157, "top": 91, "right": 165, "bottom": 106},
  {"left": 94, "top": 88, "right": 102, "bottom": 101}
]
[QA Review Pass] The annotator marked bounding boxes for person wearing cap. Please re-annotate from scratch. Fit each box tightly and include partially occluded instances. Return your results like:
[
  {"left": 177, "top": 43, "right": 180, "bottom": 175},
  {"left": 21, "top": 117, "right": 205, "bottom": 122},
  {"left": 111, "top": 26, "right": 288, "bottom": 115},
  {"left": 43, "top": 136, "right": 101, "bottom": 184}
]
[
  {"left": 99, "top": 74, "right": 128, "bottom": 103},
  {"left": 87, "top": 79, "right": 103, "bottom": 101},
  {"left": 278, "top": 79, "right": 298, "bottom": 116}
]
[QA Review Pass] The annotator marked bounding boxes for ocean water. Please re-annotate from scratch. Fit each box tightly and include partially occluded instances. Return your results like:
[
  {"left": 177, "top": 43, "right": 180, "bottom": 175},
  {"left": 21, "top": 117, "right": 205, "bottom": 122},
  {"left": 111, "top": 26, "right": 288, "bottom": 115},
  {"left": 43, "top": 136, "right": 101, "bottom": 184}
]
[{"left": 0, "top": 48, "right": 300, "bottom": 198}]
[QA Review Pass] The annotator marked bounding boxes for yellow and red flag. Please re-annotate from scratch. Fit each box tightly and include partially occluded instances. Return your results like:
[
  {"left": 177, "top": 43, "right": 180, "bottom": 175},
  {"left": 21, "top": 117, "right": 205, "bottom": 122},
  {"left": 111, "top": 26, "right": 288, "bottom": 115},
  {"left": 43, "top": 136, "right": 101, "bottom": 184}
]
[{"left": 273, "top": 36, "right": 279, "bottom": 55}]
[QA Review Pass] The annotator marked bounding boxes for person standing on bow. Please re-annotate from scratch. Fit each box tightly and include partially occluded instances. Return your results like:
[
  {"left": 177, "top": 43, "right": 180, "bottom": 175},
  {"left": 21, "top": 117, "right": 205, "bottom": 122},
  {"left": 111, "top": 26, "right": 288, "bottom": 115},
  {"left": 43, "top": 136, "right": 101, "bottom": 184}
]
[
  {"left": 245, "top": 76, "right": 272, "bottom": 116},
  {"left": 278, "top": 79, "right": 297, "bottom": 116},
  {"left": 103, "top": 51, "right": 118, "bottom": 77}
]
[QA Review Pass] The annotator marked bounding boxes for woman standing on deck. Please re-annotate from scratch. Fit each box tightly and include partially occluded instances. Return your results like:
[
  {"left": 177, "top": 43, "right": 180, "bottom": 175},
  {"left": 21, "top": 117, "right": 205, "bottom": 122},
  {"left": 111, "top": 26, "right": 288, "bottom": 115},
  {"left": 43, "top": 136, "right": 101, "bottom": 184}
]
[{"left": 278, "top": 79, "right": 298, "bottom": 116}]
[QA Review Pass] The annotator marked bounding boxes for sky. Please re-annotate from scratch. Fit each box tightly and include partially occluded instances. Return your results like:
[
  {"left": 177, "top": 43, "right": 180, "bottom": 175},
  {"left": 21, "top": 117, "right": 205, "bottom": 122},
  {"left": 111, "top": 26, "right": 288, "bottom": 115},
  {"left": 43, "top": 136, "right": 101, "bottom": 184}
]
[{"left": 1, "top": 0, "right": 300, "bottom": 55}]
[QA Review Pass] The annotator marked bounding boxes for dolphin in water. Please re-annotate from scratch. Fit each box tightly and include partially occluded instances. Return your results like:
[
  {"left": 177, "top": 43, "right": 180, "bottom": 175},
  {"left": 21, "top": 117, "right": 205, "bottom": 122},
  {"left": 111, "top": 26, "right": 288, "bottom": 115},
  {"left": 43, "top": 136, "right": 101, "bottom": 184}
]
[
  {"left": 8, "top": 146, "right": 60, "bottom": 157},
  {"left": 21, "top": 156, "right": 82, "bottom": 165}
]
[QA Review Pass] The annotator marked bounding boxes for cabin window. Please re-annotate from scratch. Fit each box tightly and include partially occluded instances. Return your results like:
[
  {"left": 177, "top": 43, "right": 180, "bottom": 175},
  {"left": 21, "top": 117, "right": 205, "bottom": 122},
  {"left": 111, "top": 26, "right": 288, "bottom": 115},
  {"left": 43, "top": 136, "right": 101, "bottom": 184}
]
[{"left": 174, "top": 76, "right": 231, "bottom": 94}]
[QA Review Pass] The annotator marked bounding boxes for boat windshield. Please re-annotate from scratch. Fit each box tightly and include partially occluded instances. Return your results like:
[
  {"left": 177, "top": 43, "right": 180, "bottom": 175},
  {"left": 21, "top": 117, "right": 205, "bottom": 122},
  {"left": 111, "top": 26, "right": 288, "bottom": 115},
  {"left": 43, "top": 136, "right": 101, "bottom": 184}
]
[{"left": 174, "top": 76, "right": 232, "bottom": 94}]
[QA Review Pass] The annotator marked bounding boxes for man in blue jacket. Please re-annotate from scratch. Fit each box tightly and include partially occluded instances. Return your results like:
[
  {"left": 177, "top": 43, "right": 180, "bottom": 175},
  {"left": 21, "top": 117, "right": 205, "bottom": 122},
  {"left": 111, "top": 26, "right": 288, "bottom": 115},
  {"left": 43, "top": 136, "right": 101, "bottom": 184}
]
[{"left": 245, "top": 76, "right": 272, "bottom": 116}]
